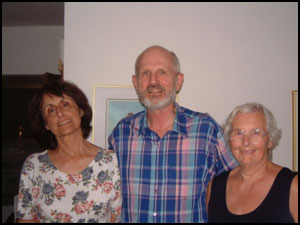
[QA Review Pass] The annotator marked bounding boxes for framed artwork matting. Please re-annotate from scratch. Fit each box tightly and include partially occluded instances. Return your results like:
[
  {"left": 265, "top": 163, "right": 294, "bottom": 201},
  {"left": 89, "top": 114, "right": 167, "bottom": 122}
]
[{"left": 92, "top": 85, "right": 144, "bottom": 149}]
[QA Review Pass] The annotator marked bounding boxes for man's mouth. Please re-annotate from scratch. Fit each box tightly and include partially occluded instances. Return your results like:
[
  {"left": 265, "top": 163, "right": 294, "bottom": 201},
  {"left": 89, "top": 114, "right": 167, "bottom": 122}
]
[{"left": 148, "top": 89, "right": 162, "bottom": 93}]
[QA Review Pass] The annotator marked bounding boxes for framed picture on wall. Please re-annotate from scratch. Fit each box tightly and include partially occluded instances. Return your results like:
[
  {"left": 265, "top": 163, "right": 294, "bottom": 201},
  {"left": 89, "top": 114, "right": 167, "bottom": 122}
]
[
  {"left": 292, "top": 90, "right": 298, "bottom": 171},
  {"left": 92, "top": 85, "right": 144, "bottom": 149}
]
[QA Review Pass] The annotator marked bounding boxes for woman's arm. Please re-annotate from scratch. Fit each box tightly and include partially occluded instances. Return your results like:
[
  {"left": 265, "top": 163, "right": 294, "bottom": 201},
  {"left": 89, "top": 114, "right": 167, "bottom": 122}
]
[
  {"left": 17, "top": 218, "right": 36, "bottom": 223},
  {"left": 289, "top": 175, "right": 298, "bottom": 223},
  {"left": 206, "top": 180, "right": 213, "bottom": 215},
  {"left": 109, "top": 151, "right": 122, "bottom": 223}
]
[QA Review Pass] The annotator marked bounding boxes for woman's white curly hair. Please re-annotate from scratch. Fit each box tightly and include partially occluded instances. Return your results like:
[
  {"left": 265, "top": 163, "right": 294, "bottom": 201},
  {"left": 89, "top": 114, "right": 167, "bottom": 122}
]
[{"left": 223, "top": 102, "right": 282, "bottom": 150}]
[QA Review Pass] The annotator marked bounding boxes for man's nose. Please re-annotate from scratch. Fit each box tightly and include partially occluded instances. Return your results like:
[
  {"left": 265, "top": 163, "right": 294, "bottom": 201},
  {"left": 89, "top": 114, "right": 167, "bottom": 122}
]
[{"left": 149, "top": 73, "right": 159, "bottom": 84}]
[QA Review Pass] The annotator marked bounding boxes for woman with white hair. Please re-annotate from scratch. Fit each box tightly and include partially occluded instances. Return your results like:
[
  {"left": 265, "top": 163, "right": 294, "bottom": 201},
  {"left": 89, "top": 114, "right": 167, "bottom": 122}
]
[{"left": 206, "top": 102, "right": 298, "bottom": 223}]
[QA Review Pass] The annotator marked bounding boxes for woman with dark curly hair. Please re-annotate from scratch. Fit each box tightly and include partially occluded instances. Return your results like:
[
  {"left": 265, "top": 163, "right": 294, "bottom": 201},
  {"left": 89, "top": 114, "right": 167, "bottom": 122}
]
[{"left": 16, "top": 80, "right": 121, "bottom": 223}]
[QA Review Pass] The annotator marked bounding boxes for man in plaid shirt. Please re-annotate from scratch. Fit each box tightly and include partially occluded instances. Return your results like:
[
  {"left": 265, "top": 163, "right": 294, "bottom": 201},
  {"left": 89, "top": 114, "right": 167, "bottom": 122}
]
[{"left": 108, "top": 45, "right": 237, "bottom": 223}]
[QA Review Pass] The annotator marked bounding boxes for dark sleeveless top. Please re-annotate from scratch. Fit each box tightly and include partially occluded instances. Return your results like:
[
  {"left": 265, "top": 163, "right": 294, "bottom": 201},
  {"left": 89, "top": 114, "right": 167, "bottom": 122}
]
[{"left": 208, "top": 167, "right": 297, "bottom": 223}]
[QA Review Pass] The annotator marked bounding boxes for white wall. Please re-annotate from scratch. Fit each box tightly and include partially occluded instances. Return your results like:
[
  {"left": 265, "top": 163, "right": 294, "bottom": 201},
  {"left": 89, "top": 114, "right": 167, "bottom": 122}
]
[
  {"left": 64, "top": 2, "right": 298, "bottom": 169},
  {"left": 2, "top": 26, "right": 64, "bottom": 75}
]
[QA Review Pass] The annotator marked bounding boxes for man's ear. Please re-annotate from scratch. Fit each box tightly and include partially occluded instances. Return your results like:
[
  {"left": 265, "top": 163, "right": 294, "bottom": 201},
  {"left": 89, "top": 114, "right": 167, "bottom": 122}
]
[
  {"left": 132, "top": 75, "right": 137, "bottom": 88},
  {"left": 132, "top": 75, "right": 138, "bottom": 90},
  {"left": 176, "top": 73, "right": 184, "bottom": 93}
]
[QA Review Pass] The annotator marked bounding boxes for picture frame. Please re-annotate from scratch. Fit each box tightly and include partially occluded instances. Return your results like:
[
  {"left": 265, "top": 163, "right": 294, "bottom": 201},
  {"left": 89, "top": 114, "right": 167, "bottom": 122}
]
[
  {"left": 292, "top": 90, "right": 298, "bottom": 171},
  {"left": 92, "top": 85, "right": 144, "bottom": 149}
]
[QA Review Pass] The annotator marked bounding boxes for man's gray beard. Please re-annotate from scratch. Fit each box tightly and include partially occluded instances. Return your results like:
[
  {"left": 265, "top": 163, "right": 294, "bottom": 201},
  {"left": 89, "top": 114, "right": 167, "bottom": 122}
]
[{"left": 139, "top": 88, "right": 177, "bottom": 111}]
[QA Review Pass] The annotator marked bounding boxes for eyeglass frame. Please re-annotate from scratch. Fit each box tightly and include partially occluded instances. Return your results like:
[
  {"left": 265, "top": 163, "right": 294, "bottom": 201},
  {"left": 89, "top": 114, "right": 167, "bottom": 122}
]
[{"left": 230, "top": 128, "right": 268, "bottom": 142}]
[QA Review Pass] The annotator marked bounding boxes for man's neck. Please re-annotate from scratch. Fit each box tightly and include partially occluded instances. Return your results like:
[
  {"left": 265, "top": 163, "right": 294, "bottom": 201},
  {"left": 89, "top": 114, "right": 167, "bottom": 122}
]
[{"left": 146, "top": 103, "right": 176, "bottom": 138}]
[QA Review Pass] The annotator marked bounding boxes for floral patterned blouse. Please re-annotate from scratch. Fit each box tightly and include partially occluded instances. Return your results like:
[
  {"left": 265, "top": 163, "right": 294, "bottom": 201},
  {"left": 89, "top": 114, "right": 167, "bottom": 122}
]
[{"left": 16, "top": 148, "right": 122, "bottom": 223}]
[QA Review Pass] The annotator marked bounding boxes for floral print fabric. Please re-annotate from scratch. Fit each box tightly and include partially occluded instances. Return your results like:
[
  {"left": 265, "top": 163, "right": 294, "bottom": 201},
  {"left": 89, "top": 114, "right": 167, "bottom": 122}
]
[{"left": 16, "top": 148, "right": 122, "bottom": 223}]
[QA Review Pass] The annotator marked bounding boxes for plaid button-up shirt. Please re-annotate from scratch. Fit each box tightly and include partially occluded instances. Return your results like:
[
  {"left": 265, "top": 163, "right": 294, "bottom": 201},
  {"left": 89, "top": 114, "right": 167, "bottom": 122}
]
[{"left": 108, "top": 104, "right": 237, "bottom": 223}]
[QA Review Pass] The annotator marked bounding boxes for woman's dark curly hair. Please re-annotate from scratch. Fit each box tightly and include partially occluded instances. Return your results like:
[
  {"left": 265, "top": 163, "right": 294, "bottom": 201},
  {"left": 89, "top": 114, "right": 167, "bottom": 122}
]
[{"left": 28, "top": 80, "right": 92, "bottom": 150}]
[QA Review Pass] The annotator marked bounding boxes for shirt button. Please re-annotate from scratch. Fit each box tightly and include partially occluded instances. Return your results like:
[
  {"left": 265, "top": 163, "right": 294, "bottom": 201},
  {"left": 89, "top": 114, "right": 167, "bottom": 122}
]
[{"left": 153, "top": 212, "right": 157, "bottom": 217}]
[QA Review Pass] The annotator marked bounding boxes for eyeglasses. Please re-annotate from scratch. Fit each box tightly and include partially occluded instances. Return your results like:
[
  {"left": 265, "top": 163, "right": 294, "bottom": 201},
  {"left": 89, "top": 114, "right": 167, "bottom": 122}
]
[{"left": 230, "top": 128, "right": 267, "bottom": 142}]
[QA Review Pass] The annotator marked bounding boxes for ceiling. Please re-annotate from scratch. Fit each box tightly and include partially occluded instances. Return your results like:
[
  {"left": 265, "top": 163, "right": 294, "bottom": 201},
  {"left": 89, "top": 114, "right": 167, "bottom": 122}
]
[{"left": 2, "top": 2, "right": 64, "bottom": 27}]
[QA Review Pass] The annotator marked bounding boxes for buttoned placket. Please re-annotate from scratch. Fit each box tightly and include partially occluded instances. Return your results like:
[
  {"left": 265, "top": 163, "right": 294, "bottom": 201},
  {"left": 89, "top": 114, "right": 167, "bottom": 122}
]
[{"left": 153, "top": 134, "right": 160, "bottom": 222}]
